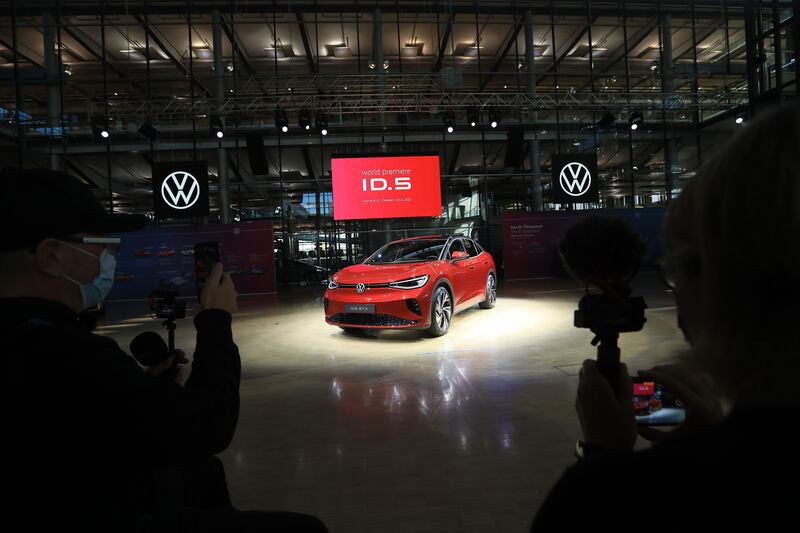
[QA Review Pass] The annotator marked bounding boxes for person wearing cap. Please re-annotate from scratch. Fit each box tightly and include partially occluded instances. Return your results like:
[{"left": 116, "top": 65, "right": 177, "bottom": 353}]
[{"left": 0, "top": 168, "right": 327, "bottom": 532}]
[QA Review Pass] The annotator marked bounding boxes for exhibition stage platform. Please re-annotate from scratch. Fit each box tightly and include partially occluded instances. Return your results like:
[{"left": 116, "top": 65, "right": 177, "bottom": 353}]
[{"left": 99, "top": 275, "right": 684, "bottom": 533}]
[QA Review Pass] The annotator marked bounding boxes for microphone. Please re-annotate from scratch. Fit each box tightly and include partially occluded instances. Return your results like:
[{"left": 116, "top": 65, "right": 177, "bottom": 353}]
[
  {"left": 558, "top": 215, "right": 646, "bottom": 291},
  {"left": 130, "top": 331, "right": 170, "bottom": 367},
  {"left": 559, "top": 215, "right": 648, "bottom": 393}
]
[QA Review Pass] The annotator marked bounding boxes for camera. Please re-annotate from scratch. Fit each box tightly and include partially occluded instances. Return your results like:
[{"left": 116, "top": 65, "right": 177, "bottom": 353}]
[
  {"left": 150, "top": 289, "right": 186, "bottom": 320},
  {"left": 574, "top": 293, "right": 646, "bottom": 334}
]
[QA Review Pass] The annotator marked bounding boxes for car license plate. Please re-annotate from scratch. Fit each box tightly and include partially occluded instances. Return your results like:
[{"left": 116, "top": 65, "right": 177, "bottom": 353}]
[{"left": 345, "top": 304, "right": 375, "bottom": 314}]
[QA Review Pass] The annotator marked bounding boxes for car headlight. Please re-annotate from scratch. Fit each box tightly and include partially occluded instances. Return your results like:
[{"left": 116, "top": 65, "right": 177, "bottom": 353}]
[
  {"left": 328, "top": 279, "right": 339, "bottom": 289},
  {"left": 389, "top": 274, "right": 429, "bottom": 290}
]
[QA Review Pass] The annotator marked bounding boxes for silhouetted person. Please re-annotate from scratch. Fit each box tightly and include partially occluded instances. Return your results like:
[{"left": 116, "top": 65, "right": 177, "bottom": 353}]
[
  {"left": 532, "top": 103, "right": 800, "bottom": 531},
  {"left": 0, "top": 168, "right": 327, "bottom": 532}
]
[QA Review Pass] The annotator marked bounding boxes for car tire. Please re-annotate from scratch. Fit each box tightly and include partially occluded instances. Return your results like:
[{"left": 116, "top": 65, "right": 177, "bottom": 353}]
[
  {"left": 427, "top": 285, "right": 453, "bottom": 337},
  {"left": 479, "top": 273, "right": 497, "bottom": 309}
]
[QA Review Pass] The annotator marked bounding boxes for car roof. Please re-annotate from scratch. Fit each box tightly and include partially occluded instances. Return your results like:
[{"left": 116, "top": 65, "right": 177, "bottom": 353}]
[{"left": 392, "top": 234, "right": 446, "bottom": 243}]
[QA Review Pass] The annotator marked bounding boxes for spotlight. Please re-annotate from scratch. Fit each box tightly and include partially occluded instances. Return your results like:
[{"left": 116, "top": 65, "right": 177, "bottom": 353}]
[
  {"left": 225, "top": 61, "right": 234, "bottom": 72},
  {"left": 443, "top": 111, "right": 455, "bottom": 134},
  {"left": 210, "top": 116, "right": 224, "bottom": 139},
  {"left": 629, "top": 111, "right": 643, "bottom": 131},
  {"left": 735, "top": 113, "right": 746, "bottom": 125},
  {"left": 316, "top": 111, "right": 329, "bottom": 136},
  {"left": 63, "top": 64, "right": 72, "bottom": 76},
  {"left": 489, "top": 108, "right": 501, "bottom": 129},
  {"left": 275, "top": 107, "right": 289, "bottom": 133},
  {"left": 650, "top": 60, "right": 660, "bottom": 72},
  {"left": 596, "top": 111, "right": 615, "bottom": 130},
  {"left": 368, "top": 59, "right": 390, "bottom": 70},
  {"left": 299, "top": 108, "right": 312, "bottom": 131},
  {"left": 138, "top": 121, "right": 159, "bottom": 141},
  {"left": 467, "top": 107, "right": 479, "bottom": 127},
  {"left": 92, "top": 116, "right": 109, "bottom": 141}
]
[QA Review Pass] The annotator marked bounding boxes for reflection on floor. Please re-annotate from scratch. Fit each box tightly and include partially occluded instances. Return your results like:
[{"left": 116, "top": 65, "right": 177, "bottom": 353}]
[{"left": 99, "top": 274, "right": 685, "bottom": 533}]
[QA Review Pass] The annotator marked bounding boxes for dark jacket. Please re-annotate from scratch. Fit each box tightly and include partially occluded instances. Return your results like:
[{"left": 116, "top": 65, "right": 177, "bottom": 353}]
[
  {"left": 531, "top": 406, "right": 800, "bottom": 531},
  {"left": 2, "top": 298, "right": 241, "bottom": 532}
]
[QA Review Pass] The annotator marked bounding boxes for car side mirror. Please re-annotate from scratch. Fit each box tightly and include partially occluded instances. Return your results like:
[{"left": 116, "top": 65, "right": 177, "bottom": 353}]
[{"left": 451, "top": 251, "right": 469, "bottom": 261}]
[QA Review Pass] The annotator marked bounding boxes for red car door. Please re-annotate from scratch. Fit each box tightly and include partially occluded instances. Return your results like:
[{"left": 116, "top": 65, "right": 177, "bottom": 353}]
[
  {"left": 445, "top": 239, "right": 470, "bottom": 305},
  {"left": 460, "top": 239, "right": 485, "bottom": 301}
]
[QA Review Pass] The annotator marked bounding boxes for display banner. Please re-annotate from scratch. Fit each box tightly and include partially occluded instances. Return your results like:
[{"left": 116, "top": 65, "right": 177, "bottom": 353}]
[
  {"left": 551, "top": 154, "right": 599, "bottom": 204},
  {"left": 108, "top": 221, "right": 275, "bottom": 300},
  {"left": 503, "top": 209, "right": 665, "bottom": 279},
  {"left": 331, "top": 154, "right": 442, "bottom": 220},
  {"left": 152, "top": 161, "right": 210, "bottom": 219}
]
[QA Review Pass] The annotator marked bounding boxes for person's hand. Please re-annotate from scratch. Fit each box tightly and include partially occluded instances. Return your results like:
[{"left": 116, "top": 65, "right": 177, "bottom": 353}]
[
  {"left": 199, "top": 262, "right": 238, "bottom": 315},
  {"left": 144, "top": 349, "right": 189, "bottom": 384},
  {"left": 637, "top": 364, "right": 724, "bottom": 443},
  {"left": 576, "top": 360, "right": 637, "bottom": 451}
]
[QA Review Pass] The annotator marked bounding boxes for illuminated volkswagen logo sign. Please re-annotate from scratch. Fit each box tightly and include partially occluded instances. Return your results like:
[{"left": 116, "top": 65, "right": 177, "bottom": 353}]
[
  {"left": 559, "top": 161, "right": 592, "bottom": 197},
  {"left": 356, "top": 283, "right": 366, "bottom": 294},
  {"left": 161, "top": 171, "right": 200, "bottom": 210}
]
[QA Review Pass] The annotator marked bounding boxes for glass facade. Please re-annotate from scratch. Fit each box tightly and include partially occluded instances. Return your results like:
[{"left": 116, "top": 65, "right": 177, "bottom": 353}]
[{"left": 0, "top": 0, "right": 796, "bottom": 281}]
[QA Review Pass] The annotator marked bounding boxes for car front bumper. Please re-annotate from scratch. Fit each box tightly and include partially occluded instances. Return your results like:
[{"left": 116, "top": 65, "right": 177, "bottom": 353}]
[{"left": 324, "top": 285, "right": 432, "bottom": 329}]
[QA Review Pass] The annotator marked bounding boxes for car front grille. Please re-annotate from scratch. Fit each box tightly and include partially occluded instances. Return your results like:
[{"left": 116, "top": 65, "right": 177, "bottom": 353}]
[{"left": 328, "top": 313, "right": 420, "bottom": 327}]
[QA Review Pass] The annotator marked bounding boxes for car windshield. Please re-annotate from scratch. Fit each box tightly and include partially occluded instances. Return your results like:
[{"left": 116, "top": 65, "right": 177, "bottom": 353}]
[{"left": 365, "top": 239, "right": 447, "bottom": 264}]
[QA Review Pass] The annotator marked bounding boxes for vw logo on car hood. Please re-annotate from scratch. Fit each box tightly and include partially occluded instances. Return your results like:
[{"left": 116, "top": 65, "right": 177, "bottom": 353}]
[{"left": 356, "top": 283, "right": 366, "bottom": 293}]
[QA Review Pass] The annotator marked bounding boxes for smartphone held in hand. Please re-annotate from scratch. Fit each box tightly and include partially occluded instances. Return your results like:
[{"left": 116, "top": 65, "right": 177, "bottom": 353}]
[
  {"left": 632, "top": 377, "right": 686, "bottom": 426},
  {"left": 195, "top": 241, "right": 221, "bottom": 302}
]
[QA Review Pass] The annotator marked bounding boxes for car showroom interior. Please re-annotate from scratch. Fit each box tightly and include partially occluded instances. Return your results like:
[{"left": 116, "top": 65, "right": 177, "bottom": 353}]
[{"left": 2, "top": 1, "right": 799, "bottom": 531}]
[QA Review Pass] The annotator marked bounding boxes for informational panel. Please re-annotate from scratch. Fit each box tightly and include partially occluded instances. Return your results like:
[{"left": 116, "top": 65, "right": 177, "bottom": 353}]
[
  {"left": 152, "top": 161, "right": 210, "bottom": 219},
  {"left": 331, "top": 154, "right": 442, "bottom": 220},
  {"left": 108, "top": 221, "right": 275, "bottom": 300},
  {"left": 551, "top": 154, "right": 599, "bottom": 204},
  {"left": 503, "top": 209, "right": 665, "bottom": 280}
]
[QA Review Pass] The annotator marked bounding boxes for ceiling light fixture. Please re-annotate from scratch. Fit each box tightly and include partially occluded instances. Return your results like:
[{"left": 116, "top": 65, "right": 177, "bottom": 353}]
[
  {"left": 210, "top": 116, "right": 224, "bottom": 139},
  {"left": 275, "top": 107, "right": 289, "bottom": 133},
  {"left": 316, "top": 111, "right": 329, "bottom": 136},
  {"left": 629, "top": 111, "right": 643, "bottom": 131},
  {"left": 299, "top": 108, "right": 312, "bottom": 131}
]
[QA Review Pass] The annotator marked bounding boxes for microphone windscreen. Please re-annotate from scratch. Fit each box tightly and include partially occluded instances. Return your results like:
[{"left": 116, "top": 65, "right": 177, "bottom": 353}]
[
  {"left": 559, "top": 216, "right": 646, "bottom": 283},
  {"left": 130, "top": 331, "right": 169, "bottom": 367}
]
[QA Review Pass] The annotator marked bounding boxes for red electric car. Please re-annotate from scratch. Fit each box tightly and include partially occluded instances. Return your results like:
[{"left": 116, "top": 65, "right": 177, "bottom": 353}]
[{"left": 324, "top": 235, "right": 496, "bottom": 336}]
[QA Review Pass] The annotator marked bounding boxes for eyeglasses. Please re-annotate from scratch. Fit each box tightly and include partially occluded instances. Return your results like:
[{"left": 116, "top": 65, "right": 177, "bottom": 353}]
[
  {"left": 61, "top": 236, "right": 122, "bottom": 257},
  {"left": 656, "top": 257, "right": 677, "bottom": 290},
  {"left": 656, "top": 248, "right": 699, "bottom": 291}
]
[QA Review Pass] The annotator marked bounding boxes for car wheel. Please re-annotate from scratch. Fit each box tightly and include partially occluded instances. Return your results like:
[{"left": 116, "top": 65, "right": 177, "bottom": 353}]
[
  {"left": 479, "top": 273, "right": 497, "bottom": 309},
  {"left": 427, "top": 285, "right": 452, "bottom": 337}
]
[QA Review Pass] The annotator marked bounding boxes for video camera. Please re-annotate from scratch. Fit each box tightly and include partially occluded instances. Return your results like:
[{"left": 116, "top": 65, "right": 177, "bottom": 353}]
[
  {"left": 559, "top": 216, "right": 648, "bottom": 393},
  {"left": 133, "top": 289, "right": 187, "bottom": 367},
  {"left": 150, "top": 289, "right": 186, "bottom": 321}
]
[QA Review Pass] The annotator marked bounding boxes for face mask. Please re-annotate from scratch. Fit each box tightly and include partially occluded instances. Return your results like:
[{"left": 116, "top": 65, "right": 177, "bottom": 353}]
[
  {"left": 61, "top": 244, "right": 117, "bottom": 310},
  {"left": 677, "top": 313, "right": 692, "bottom": 344}
]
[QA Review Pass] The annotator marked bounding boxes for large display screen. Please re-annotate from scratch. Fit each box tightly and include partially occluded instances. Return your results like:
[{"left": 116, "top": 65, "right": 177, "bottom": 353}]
[{"left": 331, "top": 154, "right": 442, "bottom": 220}]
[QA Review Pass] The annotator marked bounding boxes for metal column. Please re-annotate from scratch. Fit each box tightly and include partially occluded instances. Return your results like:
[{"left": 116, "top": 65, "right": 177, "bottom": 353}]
[
  {"left": 661, "top": 13, "right": 678, "bottom": 197},
  {"left": 43, "top": 12, "right": 61, "bottom": 171},
  {"left": 374, "top": 9, "right": 386, "bottom": 130},
  {"left": 525, "top": 11, "right": 542, "bottom": 211},
  {"left": 213, "top": 10, "right": 231, "bottom": 223}
]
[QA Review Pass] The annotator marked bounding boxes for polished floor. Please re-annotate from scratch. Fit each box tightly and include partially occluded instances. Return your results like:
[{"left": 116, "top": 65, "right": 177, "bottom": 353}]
[{"left": 99, "top": 274, "right": 686, "bottom": 532}]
